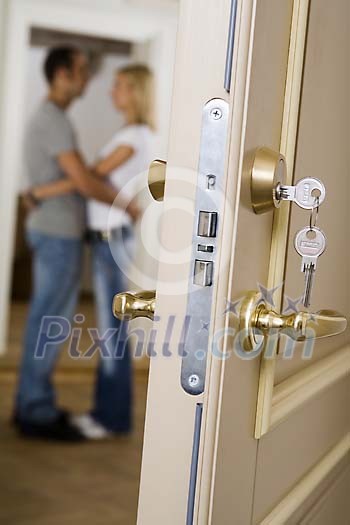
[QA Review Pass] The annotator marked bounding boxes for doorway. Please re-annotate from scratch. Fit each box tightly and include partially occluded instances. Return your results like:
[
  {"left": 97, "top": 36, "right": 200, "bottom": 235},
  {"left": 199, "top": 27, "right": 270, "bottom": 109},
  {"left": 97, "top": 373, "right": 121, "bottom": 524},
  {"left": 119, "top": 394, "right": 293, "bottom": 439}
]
[{"left": 0, "top": 1, "right": 178, "bottom": 523}]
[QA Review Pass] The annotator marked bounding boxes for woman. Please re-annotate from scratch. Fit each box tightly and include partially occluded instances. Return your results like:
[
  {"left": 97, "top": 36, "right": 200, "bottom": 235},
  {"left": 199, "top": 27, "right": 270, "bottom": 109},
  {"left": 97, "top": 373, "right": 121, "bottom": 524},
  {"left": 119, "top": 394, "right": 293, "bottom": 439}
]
[{"left": 26, "top": 64, "right": 155, "bottom": 439}]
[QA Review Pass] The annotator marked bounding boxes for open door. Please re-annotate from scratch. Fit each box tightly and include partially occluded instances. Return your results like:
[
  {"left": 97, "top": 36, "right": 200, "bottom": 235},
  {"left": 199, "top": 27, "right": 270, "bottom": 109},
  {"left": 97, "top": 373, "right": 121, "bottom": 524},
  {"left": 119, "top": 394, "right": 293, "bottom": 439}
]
[{"left": 113, "top": 0, "right": 349, "bottom": 523}]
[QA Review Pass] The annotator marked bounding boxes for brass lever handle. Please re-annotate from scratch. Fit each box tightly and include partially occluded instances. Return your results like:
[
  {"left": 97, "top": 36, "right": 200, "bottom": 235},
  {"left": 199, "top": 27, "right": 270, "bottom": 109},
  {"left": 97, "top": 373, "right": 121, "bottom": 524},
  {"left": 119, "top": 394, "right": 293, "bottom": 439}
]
[
  {"left": 239, "top": 291, "right": 347, "bottom": 352},
  {"left": 113, "top": 290, "right": 156, "bottom": 321}
]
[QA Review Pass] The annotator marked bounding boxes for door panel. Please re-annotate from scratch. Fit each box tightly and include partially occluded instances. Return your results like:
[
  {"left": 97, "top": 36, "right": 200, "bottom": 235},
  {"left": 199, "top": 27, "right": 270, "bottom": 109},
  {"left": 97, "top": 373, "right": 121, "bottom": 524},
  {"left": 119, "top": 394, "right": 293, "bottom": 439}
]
[
  {"left": 276, "top": 0, "right": 350, "bottom": 383},
  {"left": 252, "top": 375, "right": 349, "bottom": 522},
  {"left": 210, "top": 0, "right": 349, "bottom": 522},
  {"left": 299, "top": 466, "right": 350, "bottom": 525},
  {"left": 251, "top": 0, "right": 350, "bottom": 520}
]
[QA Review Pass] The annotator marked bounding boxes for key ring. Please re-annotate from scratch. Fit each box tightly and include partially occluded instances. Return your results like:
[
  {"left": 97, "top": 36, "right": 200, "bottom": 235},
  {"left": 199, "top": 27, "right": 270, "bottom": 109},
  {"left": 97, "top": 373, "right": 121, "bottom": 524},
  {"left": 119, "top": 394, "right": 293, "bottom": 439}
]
[{"left": 309, "top": 196, "right": 320, "bottom": 230}]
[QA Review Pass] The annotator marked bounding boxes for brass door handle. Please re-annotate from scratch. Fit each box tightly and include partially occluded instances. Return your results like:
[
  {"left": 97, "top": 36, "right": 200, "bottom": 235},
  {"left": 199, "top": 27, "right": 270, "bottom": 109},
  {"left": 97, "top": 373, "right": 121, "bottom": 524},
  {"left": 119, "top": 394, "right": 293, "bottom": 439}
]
[
  {"left": 239, "top": 291, "right": 347, "bottom": 352},
  {"left": 113, "top": 290, "right": 156, "bottom": 321}
]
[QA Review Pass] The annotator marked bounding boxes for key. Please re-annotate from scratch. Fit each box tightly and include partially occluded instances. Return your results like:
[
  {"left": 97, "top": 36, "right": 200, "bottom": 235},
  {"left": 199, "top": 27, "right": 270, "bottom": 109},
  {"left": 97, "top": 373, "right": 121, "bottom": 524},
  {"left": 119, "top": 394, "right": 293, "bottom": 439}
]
[
  {"left": 294, "top": 226, "right": 327, "bottom": 307},
  {"left": 277, "top": 177, "right": 326, "bottom": 210}
]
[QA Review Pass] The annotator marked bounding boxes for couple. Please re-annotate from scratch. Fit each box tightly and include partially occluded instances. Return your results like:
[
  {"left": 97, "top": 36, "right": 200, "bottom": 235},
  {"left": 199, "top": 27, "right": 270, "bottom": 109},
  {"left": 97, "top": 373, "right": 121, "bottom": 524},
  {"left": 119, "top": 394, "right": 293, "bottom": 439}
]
[{"left": 14, "top": 47, "right": 155, "bottom": 441}]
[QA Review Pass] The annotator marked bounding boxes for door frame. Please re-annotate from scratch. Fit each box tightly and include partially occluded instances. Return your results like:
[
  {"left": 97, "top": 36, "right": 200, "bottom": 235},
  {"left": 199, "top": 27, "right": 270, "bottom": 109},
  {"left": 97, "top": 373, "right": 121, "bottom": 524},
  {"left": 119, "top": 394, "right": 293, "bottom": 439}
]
[{"left": 0, "top": 0, "right": 177, "bottom": 353}]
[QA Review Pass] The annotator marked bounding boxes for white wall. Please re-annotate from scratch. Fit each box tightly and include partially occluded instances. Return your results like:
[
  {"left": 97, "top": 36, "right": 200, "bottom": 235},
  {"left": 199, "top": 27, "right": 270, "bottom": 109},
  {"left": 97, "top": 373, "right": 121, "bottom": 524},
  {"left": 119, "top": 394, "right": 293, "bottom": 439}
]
[{"left": 0, "top": 0, "right": 10, "bottom": 173}]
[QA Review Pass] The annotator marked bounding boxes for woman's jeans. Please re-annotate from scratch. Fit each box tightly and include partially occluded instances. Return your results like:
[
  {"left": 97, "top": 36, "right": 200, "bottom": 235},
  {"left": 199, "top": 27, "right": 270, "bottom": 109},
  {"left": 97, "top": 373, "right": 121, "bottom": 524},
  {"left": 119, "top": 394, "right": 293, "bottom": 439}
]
[
  {"left": 16, "top": 230, "right": 83, "bottom": 423},
  {"left": 91, "top": 226, "right": 134, "bottom": 432}
]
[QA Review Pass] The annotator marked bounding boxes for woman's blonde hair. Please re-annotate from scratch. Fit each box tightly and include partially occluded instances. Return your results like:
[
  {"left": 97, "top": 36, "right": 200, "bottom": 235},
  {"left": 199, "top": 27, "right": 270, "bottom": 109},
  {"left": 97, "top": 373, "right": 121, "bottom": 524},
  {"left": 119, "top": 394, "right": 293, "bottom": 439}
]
[{"left": 118, "top": 64, "right": 155, "bottom": 130}]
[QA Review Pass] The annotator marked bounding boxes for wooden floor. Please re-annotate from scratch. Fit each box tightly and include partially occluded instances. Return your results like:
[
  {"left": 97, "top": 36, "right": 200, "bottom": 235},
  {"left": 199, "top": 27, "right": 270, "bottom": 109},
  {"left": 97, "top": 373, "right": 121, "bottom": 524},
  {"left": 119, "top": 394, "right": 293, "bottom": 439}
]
[
  {"left": 0, "top": 374, "right": 148, "bottom": 525},
  {"left": 0, "top": 301, "right": 149, "bottom": 525},
  {"left": 1, "top": 299, "right": 97, "bottom": 371}
]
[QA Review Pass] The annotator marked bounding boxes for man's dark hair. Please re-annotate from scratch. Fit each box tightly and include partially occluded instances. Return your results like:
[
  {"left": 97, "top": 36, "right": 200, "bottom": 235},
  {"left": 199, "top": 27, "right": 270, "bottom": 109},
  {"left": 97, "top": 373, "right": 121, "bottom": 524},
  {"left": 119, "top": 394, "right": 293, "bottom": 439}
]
[{"left": 43, "top": 46, "right": 79, "bottom": 84}]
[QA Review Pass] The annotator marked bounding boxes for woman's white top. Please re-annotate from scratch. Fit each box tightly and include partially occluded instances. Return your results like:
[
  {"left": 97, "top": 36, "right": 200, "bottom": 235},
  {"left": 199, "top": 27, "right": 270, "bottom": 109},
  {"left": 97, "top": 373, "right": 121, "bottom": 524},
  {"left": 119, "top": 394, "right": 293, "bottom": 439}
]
[{"left": 87, "top": 124, "right": 155, "bottom": 231}]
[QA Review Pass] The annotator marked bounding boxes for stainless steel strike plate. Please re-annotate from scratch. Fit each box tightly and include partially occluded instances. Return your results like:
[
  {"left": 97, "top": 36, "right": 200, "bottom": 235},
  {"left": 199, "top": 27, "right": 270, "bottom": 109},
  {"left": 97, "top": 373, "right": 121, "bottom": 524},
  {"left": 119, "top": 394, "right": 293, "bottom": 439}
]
[{"left": 181, "top": 98, "right": 229, "bottom": 395}]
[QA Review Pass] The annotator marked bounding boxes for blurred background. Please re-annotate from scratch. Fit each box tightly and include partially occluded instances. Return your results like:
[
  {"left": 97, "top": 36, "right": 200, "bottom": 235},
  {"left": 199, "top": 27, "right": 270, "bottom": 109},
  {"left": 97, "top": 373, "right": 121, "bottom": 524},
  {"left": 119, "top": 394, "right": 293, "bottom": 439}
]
[{"left": 0, "top": 1, "right": 179, "bottom": 523}]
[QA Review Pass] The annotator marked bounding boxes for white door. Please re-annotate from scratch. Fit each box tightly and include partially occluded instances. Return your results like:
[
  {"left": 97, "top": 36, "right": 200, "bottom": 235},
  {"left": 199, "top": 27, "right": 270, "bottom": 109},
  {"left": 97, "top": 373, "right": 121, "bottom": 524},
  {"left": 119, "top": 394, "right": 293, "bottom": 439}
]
[{"left": 112, "top": 1, "right": 349, "bottom": 523}]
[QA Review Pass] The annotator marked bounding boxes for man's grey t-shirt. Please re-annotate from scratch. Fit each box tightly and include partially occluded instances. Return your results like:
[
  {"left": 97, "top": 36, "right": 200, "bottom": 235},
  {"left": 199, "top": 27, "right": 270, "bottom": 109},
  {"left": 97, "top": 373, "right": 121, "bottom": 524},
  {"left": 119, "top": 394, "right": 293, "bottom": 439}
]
[{"left": 25, "top": 100, "right": 85, "bottom": 239}]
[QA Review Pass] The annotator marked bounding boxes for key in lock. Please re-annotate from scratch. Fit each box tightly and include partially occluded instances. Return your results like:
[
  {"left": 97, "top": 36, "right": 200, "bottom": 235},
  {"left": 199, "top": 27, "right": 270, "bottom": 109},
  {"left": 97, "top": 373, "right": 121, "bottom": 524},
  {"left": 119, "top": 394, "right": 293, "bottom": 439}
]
[{"left": 277, "top": 177, "right": 326, "bottom": 210}]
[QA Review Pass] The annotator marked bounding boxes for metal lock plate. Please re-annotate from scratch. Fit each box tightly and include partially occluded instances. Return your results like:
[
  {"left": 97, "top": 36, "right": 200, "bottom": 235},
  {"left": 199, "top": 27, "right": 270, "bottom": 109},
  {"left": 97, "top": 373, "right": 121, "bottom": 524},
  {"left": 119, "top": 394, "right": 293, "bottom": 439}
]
[{"left": 181, "top": 99, "right": 229, "bottom": 395}]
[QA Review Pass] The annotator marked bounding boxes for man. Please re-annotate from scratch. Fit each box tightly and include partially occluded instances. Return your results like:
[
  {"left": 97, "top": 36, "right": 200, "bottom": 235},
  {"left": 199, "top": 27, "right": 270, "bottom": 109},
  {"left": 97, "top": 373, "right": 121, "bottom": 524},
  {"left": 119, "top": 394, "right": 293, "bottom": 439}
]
[{"left": 14, "top": 47, "right": 138, "bottom": 441}]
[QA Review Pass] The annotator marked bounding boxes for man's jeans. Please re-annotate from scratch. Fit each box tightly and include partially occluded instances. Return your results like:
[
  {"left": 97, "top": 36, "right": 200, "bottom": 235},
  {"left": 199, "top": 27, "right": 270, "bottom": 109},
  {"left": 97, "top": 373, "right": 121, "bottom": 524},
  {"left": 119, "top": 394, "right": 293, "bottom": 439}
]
[
  {"left": 16, "top": 231, "right": 82, "bottom": 423},
  {"left": 91, "top": 226, "right": 134, "bottom": 433}
]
